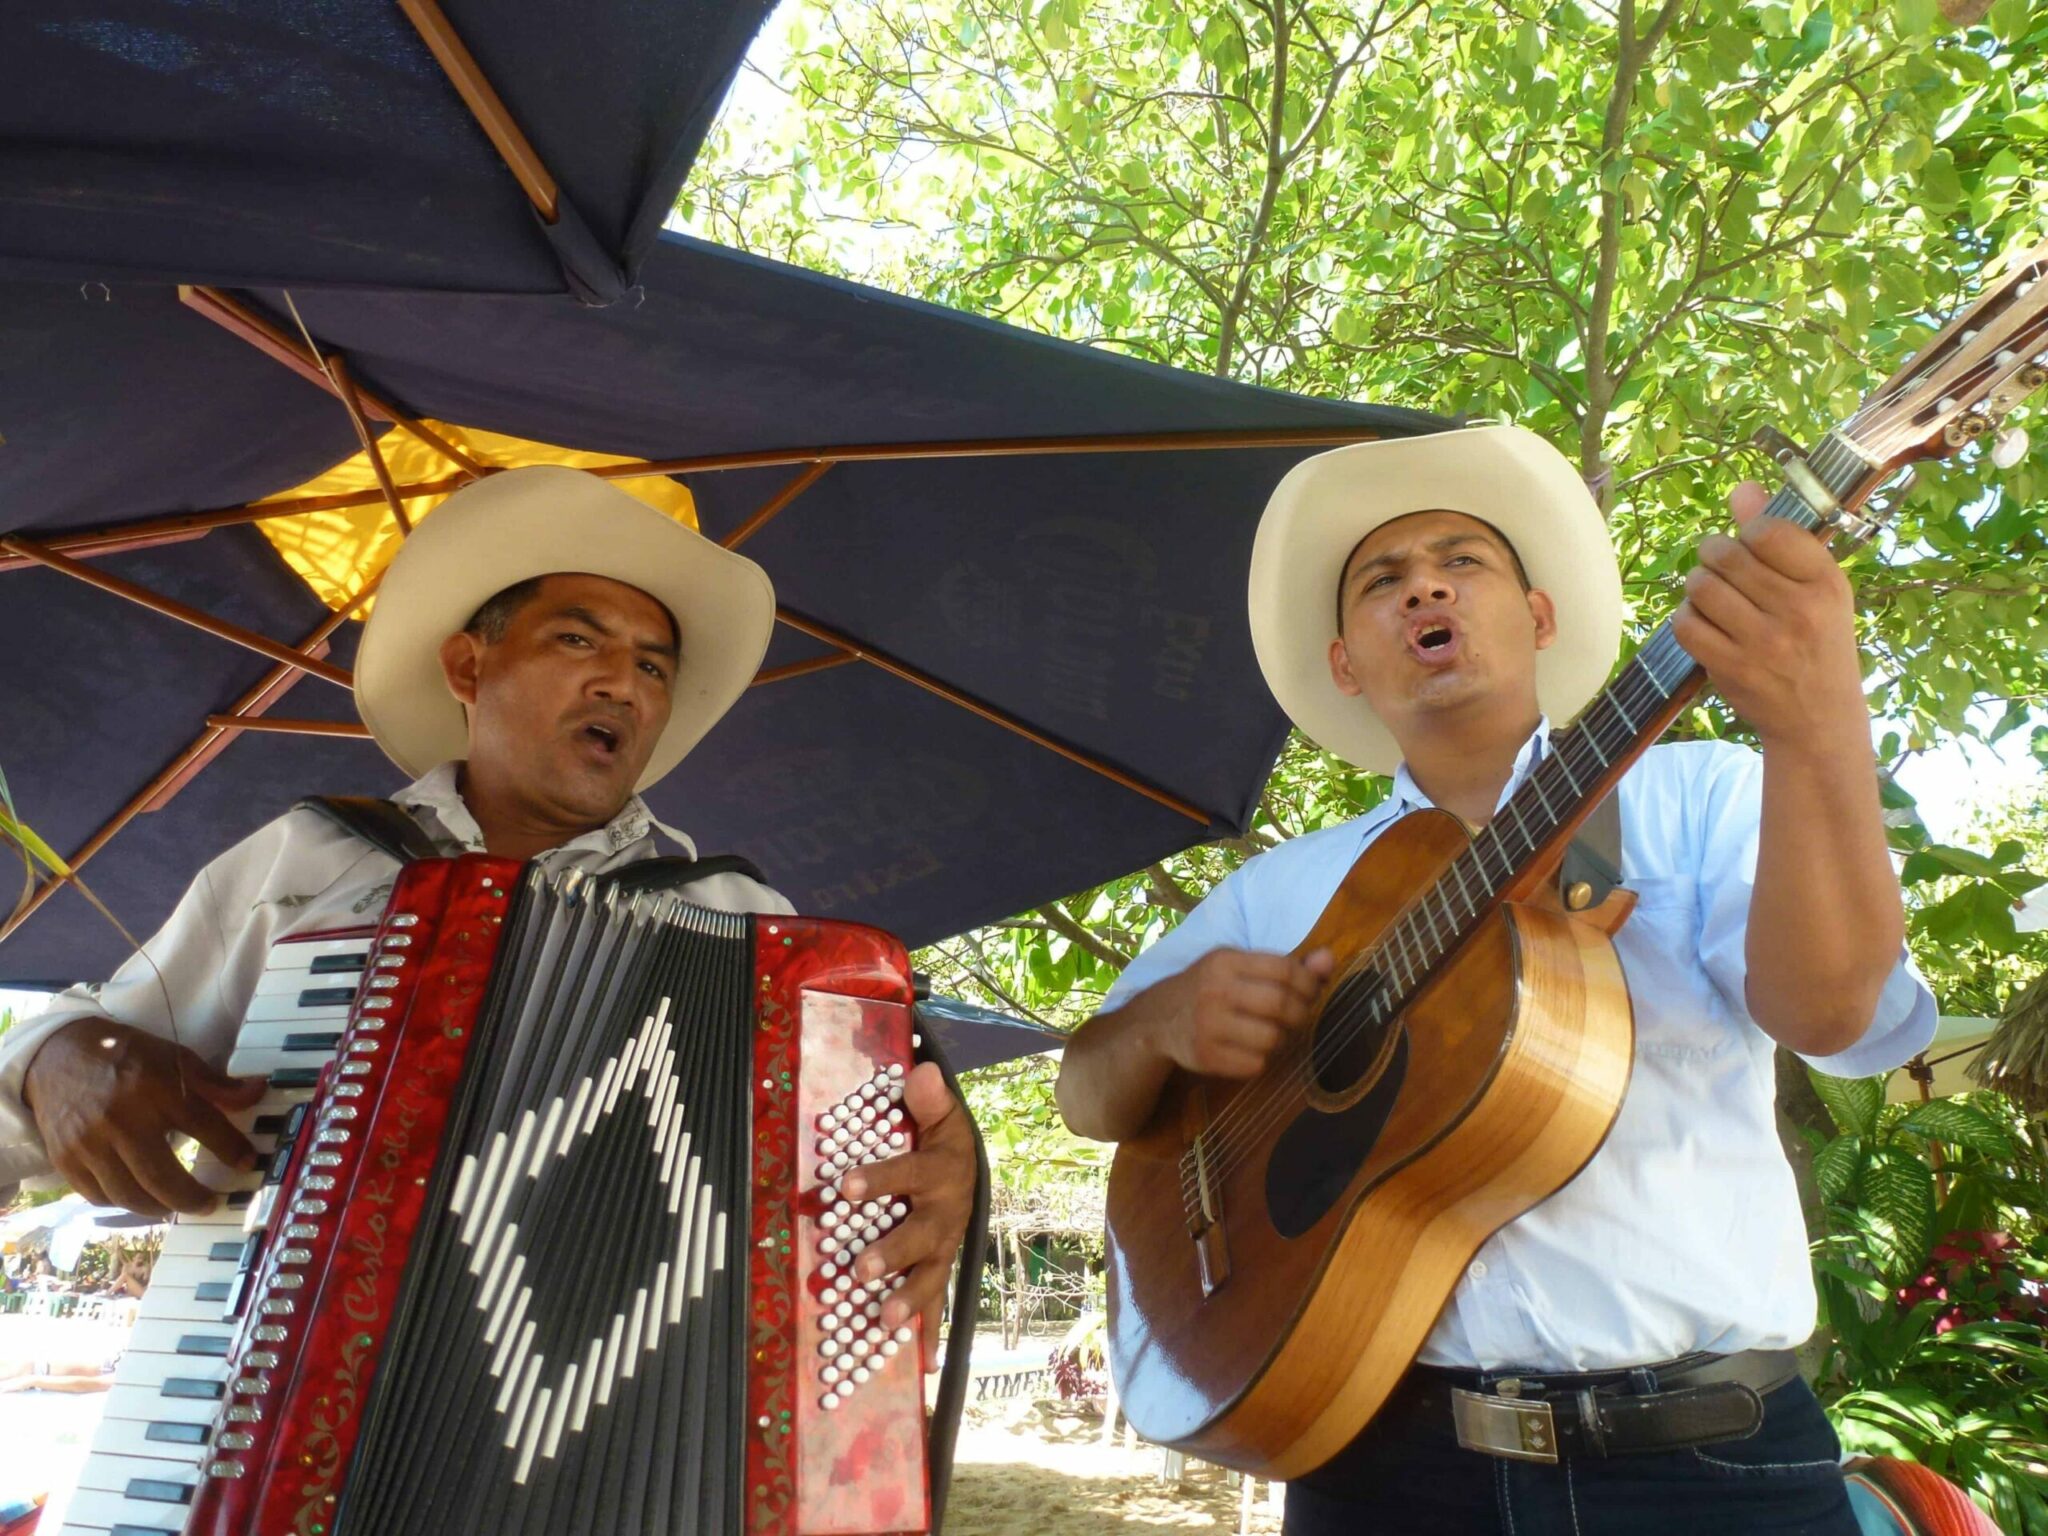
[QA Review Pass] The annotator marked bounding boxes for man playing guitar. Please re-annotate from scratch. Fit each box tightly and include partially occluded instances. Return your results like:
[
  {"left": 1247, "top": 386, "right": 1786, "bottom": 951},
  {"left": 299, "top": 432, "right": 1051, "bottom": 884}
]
[
  {"left": 1057, "top": 425, "right": 1935, "bottom": 1534},
  {"left": 0, "top": 466, "right": 977, "bottom": 1356}
]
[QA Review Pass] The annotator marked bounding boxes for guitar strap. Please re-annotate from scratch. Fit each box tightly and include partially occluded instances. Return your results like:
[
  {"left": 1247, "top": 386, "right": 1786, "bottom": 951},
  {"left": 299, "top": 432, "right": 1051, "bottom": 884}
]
[{"left": 1557, "top": 789, "right": 1625, "bottom": 912}]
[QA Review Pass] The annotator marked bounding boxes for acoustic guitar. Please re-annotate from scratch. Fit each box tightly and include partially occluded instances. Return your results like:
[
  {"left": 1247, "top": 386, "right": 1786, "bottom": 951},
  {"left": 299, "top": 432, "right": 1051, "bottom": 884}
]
[{"left": 1104, "top": 241, "right": 2048, "bottom": 1479}]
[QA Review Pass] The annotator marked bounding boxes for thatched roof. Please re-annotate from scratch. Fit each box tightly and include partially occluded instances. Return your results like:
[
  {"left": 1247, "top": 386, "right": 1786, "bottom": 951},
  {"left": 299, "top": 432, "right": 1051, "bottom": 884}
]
[{"left": 1969, "top": 966, "right": 2048, "bottom": 1112}]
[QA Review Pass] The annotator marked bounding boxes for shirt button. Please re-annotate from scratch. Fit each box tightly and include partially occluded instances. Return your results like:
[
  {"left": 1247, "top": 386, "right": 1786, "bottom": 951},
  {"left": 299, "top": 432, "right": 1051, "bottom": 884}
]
[{"left": 1467, "top": 1260, "right": 1488, "bottom": 1281}]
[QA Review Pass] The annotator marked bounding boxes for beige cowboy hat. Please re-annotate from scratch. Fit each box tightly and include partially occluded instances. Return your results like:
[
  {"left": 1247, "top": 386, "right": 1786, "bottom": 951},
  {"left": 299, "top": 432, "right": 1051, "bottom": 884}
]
[
  {"left": 353, "top": 464, "right": 775, "bottom": 790},
  {"left": 1248, "top": 424, "right": 1622, "bottom": 775}
]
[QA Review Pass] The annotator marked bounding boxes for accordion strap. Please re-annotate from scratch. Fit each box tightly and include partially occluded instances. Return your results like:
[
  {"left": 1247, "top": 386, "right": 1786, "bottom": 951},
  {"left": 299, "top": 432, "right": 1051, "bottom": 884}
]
[
  {"left": 297, "top": 797, "right": 770, "bottom": 889},
  {"left": 915, "top": 1026, "right": 989, "bottom": 1535},
  {"left": 297, "top": 795, "right": 442, "bottom": 863}
]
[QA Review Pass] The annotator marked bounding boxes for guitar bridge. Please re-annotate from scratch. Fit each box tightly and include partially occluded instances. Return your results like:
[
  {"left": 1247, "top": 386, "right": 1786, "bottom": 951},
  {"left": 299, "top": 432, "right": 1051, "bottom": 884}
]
[{"left": 1184, "top": 1100, "right": 1232, "bottom": 1296}]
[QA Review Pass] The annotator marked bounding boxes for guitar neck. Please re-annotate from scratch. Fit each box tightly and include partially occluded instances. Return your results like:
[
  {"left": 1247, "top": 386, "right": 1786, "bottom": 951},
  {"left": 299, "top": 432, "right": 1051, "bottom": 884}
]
[{"left": 1366, "top": 433, "right": 1878, "bottom": 1000}]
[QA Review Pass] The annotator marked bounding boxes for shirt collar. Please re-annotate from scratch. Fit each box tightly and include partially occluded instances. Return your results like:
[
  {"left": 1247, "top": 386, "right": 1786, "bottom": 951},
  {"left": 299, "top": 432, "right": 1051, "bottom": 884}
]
[
  {"left": 391, "top": 762, "right": 698, "bottom": 860},
  {"left": 1385, "top": 717, "right": 1553, "bottom": 818}
]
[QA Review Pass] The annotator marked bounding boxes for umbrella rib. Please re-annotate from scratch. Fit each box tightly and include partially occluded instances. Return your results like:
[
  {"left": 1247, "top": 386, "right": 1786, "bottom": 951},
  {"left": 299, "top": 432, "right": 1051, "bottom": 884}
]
[
  {"left": 397, "top": 0, "right": 561, "bottom": 224},
  {"left": 773, "top": 606, "right": 1218, "bottom": 828},
  {"left": 179, "top": 286, "right": 490, "bottom": 478},
  {"left": 203, "top": 716, "right": 372, "bottom": 738},
  {"left": 0, "top": 425, "right": 1386, "bottom": 574},
  {"left": 326, "top": 354, "right": 413, "bottom": 535},
  {"left": 0, "top": 536, "right": 352, "bottom": 689},
  {"left": 0, "top": 595, "right": 369, "bottom": 946},
  {"left": 722, "top": 461, "right": 834, "bottom": 550}
]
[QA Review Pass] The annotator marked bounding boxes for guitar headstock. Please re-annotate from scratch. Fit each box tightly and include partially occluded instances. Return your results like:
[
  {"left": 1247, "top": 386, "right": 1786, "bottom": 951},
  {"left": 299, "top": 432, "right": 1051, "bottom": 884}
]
[{"left": 1838, "top": 240, "right": 2048, "bottom": 482}]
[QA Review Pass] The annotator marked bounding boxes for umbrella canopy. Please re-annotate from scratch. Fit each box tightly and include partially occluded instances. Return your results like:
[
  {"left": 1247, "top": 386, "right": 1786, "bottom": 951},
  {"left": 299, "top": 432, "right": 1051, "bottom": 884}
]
[
  {"left": 0, "top": 0, "right": 773, "bottom": 301},
  {"left": 0, "top": 233, "right": 1447, "bottom": 988}
]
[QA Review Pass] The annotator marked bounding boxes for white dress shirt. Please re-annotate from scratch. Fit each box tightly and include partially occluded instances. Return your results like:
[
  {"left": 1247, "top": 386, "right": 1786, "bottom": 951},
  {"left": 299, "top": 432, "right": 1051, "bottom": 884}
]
[
  {"left": 0, "top": 763, "right": 793, "bottom": 1196},
  {"left": 1099, "top": 726, "right": 1937, "bottom": 1371}
]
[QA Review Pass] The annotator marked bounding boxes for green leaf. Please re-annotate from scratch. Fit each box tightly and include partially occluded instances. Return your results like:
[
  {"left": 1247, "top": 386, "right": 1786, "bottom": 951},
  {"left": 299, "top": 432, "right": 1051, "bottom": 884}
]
[
  {"left": 1037, "top": 1, "right": 1070, "bottom": 49},
  {"left": 1809, "top": 1068, "right": 1885, "bottom": 1140},
  {"left": 1813, "top": 1134, "right": 1865, "bottom": 1201},
  {"left": 1862, "top": 1148, "right": 1938, "bottom": 1281},
  {"left": 1814, "top": 1254, "right": 1890, "bottom": 1301},
  {"left": 1918, "top": 149, "right": 1965, "bottom": 208},
  {"left": 1896, "top": 1102, "right": 2016, "bottom": 1158},
  {"left": 1901, "top": 843, "right": 2008, "bottom": 881}
]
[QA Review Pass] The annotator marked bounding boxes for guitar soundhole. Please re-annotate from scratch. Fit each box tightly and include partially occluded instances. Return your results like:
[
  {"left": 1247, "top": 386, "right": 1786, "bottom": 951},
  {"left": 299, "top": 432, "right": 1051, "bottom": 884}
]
[{"left": 1308, "top": 964, "right": 1399, "bottom": 1099}]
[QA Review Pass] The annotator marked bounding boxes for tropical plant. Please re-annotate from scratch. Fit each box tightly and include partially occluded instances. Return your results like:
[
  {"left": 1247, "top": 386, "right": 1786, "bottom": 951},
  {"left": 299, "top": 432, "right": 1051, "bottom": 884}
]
[{"left": 1804, "top": 1067, "right": 2048, "bottom": 1532}]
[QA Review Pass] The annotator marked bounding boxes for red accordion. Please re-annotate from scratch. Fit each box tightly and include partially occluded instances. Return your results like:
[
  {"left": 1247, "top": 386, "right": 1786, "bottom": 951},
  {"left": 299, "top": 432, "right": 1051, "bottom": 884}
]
[{"left": 179, "top": 854, "right": 931, "bottom": 1536}]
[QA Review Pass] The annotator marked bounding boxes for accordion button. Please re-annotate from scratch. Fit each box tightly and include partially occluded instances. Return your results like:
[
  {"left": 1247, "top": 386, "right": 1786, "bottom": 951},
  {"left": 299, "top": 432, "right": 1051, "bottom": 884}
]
[
  {"left": 260, "top": 1299, "right": 294, "bottom": 1316},
  {"left": 389, "top": 913, "right": 421, "bottom": 928},
  {"left": 244, "top": 1352, "right": 279, "bottom": 1369},
  {"left": 834, "top": 1326, "right": 854, "bottom": 1345},
  {"left": 821, "top": 1393, "right": 840, "bottom": 1410},
  {"left": 888, "top": 1064, "right": 906, "bottom": 1080},
  {"left": 882, "top": 1340, "right": 900, "bottom": 1358},
  {"left": 253, "top": 1326, "right": 287, "bottom": 1343},
  {"left": 206, "top": 1461, "right": 245, "bottom": 1479},
  {"left": 819, "top": 1340, "right": 839, "bottom": 1358},
  {"left": 226, "top": 1406, "right": 262, "bottom": 1424},
  {"left": 234, "top": 1375, "right": 270, "bottom": 1394},
  {"left": 895, "top": 1326, "right": 914, "bottom": 1344},
  {"left": 303, "top": 1175, "right": 337, "bottom": 1192},
  {"left": 361, "top": 998, "right": 393, "bottom": 1012},
  {"left": 294, "top": 1200, "right": 329, "bottom": 1216},
  {"left": 284, "top": 1224, "right": 318, "bottom": 1241},
  {"left": 219, "top": 1433, "right": 255, "bottom": 1451},
  {"left": 277, "top": 1248, "right": 311, "bottom": 1265},
  {"left": 853, "top": 1367, "right": 871, "bottom": 1385}
]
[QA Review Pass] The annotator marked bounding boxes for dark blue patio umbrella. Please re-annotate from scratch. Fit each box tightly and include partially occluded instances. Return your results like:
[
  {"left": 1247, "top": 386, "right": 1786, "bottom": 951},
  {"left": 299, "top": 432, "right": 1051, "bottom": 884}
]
[
  {"left": 0, "top": 232, "right": 1447, "bottom": 988},
  {"left": 0, "top": 0, "right": 774, "bottom": 301}
]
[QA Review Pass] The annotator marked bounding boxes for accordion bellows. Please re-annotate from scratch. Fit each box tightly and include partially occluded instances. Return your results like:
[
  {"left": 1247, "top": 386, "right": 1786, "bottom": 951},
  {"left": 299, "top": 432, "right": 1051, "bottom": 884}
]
[{"left": 181, "top": 855, "right": 929, "bottom": 1536}]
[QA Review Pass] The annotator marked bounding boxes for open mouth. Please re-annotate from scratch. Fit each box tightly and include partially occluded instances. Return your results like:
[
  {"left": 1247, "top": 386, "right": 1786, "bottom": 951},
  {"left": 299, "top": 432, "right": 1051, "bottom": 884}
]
[
  {"left": 576, "top": 720, "right": 625, "bottom": 761},
  {"left": 1404, "top": 614, "right": 1462, "bottom": 664}
]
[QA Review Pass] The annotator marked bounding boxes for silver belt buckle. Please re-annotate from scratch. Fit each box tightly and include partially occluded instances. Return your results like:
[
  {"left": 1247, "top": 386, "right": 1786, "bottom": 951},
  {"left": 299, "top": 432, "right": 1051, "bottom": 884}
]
[{"left": 1451, "top": 1381, "right": 1559, "bottom": 1464}]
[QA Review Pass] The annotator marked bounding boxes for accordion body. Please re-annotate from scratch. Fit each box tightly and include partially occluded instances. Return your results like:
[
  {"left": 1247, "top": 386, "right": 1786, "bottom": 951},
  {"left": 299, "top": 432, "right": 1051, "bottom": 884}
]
[{"left": 161, "top": 853, "right": 930, "bottom": 1536}]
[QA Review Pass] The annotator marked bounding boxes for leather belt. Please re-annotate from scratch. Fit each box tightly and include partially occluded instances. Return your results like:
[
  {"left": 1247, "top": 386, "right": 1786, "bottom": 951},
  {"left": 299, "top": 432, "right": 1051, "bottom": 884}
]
[{"left": 1408, "top": 1348, "right": 1802, "bottom": 1464}]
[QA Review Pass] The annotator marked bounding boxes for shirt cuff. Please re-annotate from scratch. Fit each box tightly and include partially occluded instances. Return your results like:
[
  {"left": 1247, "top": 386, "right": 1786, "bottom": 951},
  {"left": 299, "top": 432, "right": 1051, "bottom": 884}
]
[{"left": 1798, "top": 950, "right": 1938, "bottom": 1078}]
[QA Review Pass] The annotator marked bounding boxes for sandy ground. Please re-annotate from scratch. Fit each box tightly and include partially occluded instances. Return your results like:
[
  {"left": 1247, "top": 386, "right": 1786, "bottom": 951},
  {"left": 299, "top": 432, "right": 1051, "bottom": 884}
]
[
  {"left": 1, "top": 1316, "right": 1281, "bottom": 1533},
  {"left": 948, "top": 1395, "right": 1284, "bottom": 1536}
]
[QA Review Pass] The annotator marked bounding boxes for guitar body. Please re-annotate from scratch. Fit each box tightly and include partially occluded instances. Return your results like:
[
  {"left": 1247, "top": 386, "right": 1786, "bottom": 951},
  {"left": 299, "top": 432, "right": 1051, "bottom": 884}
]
[{"left": 1104, "top": 808, "right": 1635, "bottom": 1479}]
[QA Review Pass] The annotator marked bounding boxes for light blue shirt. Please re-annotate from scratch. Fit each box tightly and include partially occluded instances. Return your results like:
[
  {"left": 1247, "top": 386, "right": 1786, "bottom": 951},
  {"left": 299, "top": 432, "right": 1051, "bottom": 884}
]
[{"left": 1100, "top": 725, "right": 1936, "bottom": 1371}]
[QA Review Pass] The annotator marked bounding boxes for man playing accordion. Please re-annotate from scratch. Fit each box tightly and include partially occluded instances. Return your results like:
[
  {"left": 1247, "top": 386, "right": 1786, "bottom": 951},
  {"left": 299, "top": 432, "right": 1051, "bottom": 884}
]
[{"left": 0, "top": 466, "right": 979, "bottom": 1357}]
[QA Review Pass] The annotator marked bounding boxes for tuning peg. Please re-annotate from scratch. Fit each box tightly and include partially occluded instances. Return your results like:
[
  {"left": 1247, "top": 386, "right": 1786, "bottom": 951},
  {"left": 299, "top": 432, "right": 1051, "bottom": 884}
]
[{"left": 1991, "top": 426, "right": 2031, "bottom": 470}]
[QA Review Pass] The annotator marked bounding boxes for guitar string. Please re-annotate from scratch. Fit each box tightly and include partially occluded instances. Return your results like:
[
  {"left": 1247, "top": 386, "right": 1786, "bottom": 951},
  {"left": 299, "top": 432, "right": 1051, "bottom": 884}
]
[
  {"left": 1177, "top": 384, "right": 2046, "bottom": 1205},
  {"left": 1176, "top": 653, "right": 1695, "bottom": 1203},
  {"left": 1178, "top": 300, "right": 2048, "bottom": 1207},
  {"left": 1177, "top": 441, "right": 1866, "bottom": 1209},
  {"left": 1180, "top": 449, "right": 1862, "bottom": 1199},
  {"left": 1176, "top": 634, "right": 1709, "bottom": 1203}
]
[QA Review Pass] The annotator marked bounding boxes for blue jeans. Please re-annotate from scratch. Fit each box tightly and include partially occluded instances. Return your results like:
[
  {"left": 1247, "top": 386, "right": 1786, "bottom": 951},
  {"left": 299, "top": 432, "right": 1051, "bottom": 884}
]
[{"left": 1284, "top": 1377, "right": 1859, "bottom": 1535}]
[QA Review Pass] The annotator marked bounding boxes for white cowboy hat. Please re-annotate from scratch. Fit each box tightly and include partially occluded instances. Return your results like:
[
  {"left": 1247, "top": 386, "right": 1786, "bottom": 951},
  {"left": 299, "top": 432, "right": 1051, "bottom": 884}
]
[
  {"left": 1248, "top": 424, "right": 1622, "bottom": 775},
  {"left": 354, "top": 464, "right": 775, "bottom": 790}
]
